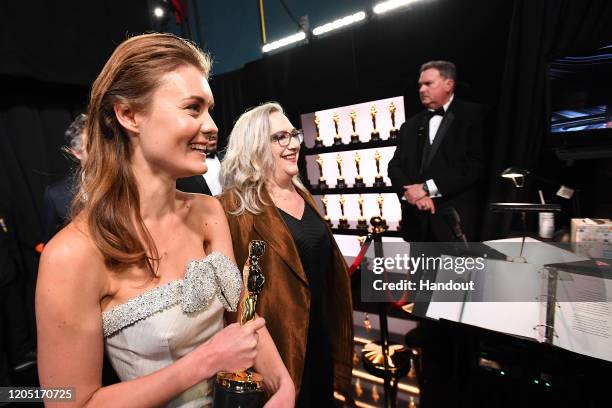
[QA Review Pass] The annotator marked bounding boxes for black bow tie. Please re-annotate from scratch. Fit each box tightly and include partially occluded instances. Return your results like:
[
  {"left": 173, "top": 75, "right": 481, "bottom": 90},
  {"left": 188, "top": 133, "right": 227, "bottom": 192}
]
[{"left": 425, "top": 107, "right": 445, "bottom": 119}]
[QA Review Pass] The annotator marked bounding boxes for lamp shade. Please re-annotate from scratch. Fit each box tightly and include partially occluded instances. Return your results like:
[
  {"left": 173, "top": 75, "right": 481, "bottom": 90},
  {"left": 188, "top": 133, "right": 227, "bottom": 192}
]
[
  {"left": 501, "top": 167, "right": 530, "bottom": 178},
  {"left": 501, "top": 167, "right": 530, "bottom": 187}
]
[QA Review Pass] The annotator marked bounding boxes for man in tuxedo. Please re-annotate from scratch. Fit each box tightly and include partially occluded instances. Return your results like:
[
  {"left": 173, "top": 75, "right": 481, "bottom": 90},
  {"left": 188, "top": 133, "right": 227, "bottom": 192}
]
[
  {"left": 176, "top": 132, "right": 221, "bottom": 196},
  {"left": 388, "top": 61, "right": 486, "bottom": 408},
  {"left": 388, "top": 60, "right": 485, "bottom": 242}
]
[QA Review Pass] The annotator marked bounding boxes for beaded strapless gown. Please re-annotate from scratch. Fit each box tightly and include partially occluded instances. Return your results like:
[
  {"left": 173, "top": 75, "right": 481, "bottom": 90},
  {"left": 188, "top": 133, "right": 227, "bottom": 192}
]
[{"left": 101, "top": 252, "right": 242, "bottom": 408}]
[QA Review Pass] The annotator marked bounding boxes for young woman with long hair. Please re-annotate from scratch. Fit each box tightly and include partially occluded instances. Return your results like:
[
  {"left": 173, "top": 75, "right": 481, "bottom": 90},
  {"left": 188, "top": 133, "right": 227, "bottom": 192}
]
[{"left": 36, "top": 34, "right": 294, "bottom": 408}]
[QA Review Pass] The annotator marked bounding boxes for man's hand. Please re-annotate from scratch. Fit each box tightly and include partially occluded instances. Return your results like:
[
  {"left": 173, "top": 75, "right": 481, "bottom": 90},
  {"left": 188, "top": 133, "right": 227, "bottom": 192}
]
[
  {"left": 415, "top": 196, "right": 436, "bottom": 214},
  {"left": 403, "top": 183, "right": 428, "bottom": 205}
]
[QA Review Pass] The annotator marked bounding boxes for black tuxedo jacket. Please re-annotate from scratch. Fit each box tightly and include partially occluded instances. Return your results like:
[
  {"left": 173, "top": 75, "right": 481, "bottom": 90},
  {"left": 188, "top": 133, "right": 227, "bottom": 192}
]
[
  {"left": 176, "top": 175, "right": 212, "bottom": 195},
  {"left": 388, "top": 99, "right": 485, "bottom": 242},
  {"left": 42, "top": 176, "right": 74, "bottom": 243}
]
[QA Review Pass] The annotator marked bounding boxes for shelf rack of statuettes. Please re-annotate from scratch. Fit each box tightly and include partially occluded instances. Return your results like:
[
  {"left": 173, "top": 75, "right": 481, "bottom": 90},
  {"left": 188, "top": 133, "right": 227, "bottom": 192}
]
[{"left": 304, "top": 137, "right": 404, "bottom": 238}]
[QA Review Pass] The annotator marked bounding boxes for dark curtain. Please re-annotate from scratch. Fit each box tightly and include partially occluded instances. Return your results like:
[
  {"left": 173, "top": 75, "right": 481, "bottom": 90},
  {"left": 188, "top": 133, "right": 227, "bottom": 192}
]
[
  {"left": 209, "top": 70, "right": 246, "bottom": 152},
  {"left": 480, "top": 0, "right": 612, "bottom": 239},
  {"left": 0, "top": 0, "right": 151, "bottom": 341},
  {"left": 0, "top": 78, "right": 88, "bottom": 337},
  {"left": 0, "top": 1, "right": 151, "bottom": 85}
]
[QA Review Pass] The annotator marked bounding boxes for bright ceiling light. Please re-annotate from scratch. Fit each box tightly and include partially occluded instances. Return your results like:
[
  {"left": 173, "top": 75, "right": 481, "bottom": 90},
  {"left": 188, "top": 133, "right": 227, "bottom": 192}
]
[
  {"left": 153, "top": 7, "right": 165, "bottom": 18},
  {"left": 312, "top": 11, "right": 366, "bottom": 36},
  {"left": 373, "top": 0, "right": 421, "bottom": 15},
  {"left": 262, "top": 31, "right": 307, "bottom": 53}
]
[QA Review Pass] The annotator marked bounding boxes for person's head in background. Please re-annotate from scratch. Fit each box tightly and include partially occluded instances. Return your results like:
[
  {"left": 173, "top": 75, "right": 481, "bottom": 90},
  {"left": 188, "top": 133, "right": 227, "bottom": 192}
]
[
  {"left": 74, "top": 32, "right": 214, "bottom": 276},
  {"left": 418, "top": 60, "right": 456, "bottom": 110},
  {"left": 62, "top": 113, "right": 88, "bottom": 163},
  {"left": 206, "top": 129, "right": 218, "bottom": 156},
  {"left": 220, "top": 102, "right": 307, "bottom": 215}
]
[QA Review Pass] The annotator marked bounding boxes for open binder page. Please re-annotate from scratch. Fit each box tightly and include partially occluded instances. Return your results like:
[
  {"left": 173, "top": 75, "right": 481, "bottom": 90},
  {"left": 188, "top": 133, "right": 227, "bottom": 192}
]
[
  {"left": 553, "top": 272, "right": 612, "bottom": 362},
  {"left": 460, "top": 302, "right": 546, "bottom": 341},
  {"left": 459, "top": 260, "right": 548, "bottom": 341},
  {"left": 426, "top": 257, "right": 548, "bottom": 341}
]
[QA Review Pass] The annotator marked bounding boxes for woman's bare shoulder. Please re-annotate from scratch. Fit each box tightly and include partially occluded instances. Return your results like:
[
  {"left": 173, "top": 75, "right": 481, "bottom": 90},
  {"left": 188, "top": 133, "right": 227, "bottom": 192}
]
[
  {"left": 178, "top": 191, "right": 225, "bottom": 219},
  {"left": 38, "top": 219, "right": 107, "bottom": 296}
]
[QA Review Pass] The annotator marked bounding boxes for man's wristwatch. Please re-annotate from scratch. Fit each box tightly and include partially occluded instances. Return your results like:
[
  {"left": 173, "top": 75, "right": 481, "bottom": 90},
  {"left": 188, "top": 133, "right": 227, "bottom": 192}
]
[{"left": 422, "top": 182, "right": 430, "bottom": 196}]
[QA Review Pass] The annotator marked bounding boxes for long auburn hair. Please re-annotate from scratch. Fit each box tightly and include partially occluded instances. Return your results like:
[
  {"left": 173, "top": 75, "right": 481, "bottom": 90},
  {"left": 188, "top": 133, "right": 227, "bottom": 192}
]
[{"left": 72, "top": 33, "right": 211, "bottom": 276}]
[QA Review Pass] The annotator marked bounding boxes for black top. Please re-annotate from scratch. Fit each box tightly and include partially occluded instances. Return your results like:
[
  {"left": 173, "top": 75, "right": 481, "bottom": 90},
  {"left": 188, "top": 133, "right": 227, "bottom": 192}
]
[{"left": 278, "top": 203, "right": 334, "bottom": 407}]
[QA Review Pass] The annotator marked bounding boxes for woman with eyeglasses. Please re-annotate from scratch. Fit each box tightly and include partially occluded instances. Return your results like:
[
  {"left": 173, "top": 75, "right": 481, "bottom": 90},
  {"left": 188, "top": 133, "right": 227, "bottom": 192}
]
[{"left": 218, "top": 102, "right": 353, "bottom": 407}]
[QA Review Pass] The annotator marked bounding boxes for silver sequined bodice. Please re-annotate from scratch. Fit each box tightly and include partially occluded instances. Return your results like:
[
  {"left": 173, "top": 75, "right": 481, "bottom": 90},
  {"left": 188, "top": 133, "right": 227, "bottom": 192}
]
[{"left": 102, "top": 252, "right": 241, "bottom": 408}]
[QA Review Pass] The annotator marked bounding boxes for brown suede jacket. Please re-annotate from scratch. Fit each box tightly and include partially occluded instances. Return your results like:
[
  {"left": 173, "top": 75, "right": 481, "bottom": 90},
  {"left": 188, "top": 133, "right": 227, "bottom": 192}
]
[{"left": 217, "top": 187, "right": 353, "bottom": 395}]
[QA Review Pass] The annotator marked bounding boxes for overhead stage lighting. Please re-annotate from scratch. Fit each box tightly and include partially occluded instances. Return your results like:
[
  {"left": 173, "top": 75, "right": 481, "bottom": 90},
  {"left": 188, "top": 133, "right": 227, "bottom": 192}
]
[
  {"left": 312, "top": 11, "right": 366, "bottom": 37},
  {"left": 373, "top": 0, "right": 422, "bottom": 15},
  {"left": 262, "top": 31, "right": 307, "bottom": 53}
]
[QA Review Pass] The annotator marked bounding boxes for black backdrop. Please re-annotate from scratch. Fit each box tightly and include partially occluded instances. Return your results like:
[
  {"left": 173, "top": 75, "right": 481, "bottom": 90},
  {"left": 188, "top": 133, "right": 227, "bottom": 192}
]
[
  {"left": 0, "top": 0, "right": 151, "bottom": 337},
  {"left": 481, "top": 0, "right": 612, "bottom": 238},
  {"left": 1, "top": 0, "right": 612, "bottom": 345}
]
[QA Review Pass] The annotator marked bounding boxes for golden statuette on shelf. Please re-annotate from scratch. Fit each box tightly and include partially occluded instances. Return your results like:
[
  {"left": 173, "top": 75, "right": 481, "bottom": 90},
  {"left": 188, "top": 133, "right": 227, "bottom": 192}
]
[
  {"left": 388, "top": 102, "right": 399, "bottom": 140},
  {"left": 214, "top": 240, "right": 266, "bottom": 408},
  {"left": 349, "top": 109, "right": 360, "bottom": 144},
  {"left": 357, "top": 194, "right": 368, "bottom": 231},
  {"left": 313, "top": 114, "right": 324, "bottom": 147},
  {"left": 370, "top": 105, "right": 381, "bottom": 141},
  {"left": 321, "top": 196, "right": 333, "bottom": 228},
  {"left": 332, "top": 112, "right": 343, "bottom": 146},
  {"left": 337, "top": 195, "right": 350, "bottom": 229},
  {"left": 353, "top": 152, "right": 366, "bottom": 188},
  {"left": 315, "top": 155, "right": 328, "bottom": 190},
  {"left": 336, "top": 154, "right": 347, "bottom": 189},
  {"left": 375, "top": 193, "right": 388, "bottom": 230},
  {"left": 373, "top": 150, "right": 386, "bottom": 187}
]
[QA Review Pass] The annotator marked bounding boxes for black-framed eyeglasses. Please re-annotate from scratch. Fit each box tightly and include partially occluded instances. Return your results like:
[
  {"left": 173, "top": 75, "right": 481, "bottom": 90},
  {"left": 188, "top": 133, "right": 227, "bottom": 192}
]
[{"left": 270, "top": 129, "right": 304, "bottom": 147}]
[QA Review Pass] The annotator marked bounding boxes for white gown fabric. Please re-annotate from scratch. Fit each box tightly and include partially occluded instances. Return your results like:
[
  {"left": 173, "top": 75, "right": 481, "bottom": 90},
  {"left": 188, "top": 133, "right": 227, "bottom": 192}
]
[{"left": 102, "top": 252, "right": 242, "bottom": 408}]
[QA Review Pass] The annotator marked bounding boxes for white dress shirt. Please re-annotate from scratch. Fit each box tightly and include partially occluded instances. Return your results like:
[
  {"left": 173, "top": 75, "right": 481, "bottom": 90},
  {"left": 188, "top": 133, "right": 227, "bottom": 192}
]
[{"left": 203, "top": 155, "right": 222, "bottom": 196}]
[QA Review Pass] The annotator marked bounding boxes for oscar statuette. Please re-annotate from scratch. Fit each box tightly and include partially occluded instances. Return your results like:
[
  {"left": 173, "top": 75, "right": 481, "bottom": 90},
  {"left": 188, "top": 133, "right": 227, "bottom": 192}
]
[
  {"left": 337, "top": 195, "right": 350, "bottom": 229},
  {"left": 356, "top": 194, "right": 368, "bottom": 231},
  {"left": 373, "top": 150, "right": 386, "bottom": 187},
  {"left": 374, "top": 194, "right": 388, "bottom": 231},
  {"left": 349, "top": 109, "right": 360, "bottom": 144},
  {"left": 315, "top": 155, "right": 328, "bottom": 190},
  {"left": 353, "top": 152, "right": 366, "bottom": 188},
  {"left": 321, "top": 196, "right": 333, "bottom": 228},
  {"left": 388, "top": 102, "right": 399, "bottom": 140},
  {"left": 370, "top": 106, "right": 381, "bottom": 141},
  {"left": 314, "top": 114, "right": 324, "bottom": 147},
  {"left": 336, "top": 154, "right": 347, "bottom": 189},
  {"left": 332, "top": 112, "right": 343, "bottom": 146},
  {"left": 214, "top": 240, "right": 267, "bottom": 408}
]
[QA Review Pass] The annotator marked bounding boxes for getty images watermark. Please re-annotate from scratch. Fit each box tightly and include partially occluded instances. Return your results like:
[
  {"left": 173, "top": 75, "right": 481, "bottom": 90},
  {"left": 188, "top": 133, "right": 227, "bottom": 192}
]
[{"left": 371, "top": 252, "right": 483, "bottom": 291}]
